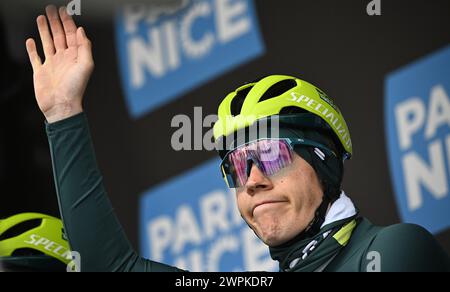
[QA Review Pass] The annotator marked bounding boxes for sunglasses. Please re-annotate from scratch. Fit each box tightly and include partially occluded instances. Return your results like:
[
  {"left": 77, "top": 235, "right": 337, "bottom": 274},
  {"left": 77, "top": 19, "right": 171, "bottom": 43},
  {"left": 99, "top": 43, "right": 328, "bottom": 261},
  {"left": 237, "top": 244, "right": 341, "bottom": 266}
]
[{"left": 220, "top": 138, "right": 335, "bottom": 188}]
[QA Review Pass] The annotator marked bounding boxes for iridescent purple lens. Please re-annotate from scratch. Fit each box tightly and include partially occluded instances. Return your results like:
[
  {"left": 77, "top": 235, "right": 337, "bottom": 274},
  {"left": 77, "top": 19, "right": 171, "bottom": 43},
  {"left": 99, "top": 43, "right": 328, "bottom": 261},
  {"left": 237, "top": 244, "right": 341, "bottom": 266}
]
[{"left": 227, "top": 140, "right": 293, "bottom": 187}]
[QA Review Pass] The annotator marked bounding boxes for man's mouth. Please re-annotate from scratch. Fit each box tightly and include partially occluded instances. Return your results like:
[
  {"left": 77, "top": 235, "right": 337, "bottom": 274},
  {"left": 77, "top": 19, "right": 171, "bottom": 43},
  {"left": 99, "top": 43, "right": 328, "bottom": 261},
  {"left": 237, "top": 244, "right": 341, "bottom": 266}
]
[{"left": 253, "top": 200, "right": 287, "bottom": 214}]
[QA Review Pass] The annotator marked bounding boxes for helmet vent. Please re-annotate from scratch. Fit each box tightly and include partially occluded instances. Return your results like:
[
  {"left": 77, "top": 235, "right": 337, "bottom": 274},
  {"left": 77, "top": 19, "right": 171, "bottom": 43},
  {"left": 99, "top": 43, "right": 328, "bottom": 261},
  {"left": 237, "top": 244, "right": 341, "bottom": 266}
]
[
  {"left": 11, "top": 248, "right": 45, "bottom": 257},
  {"left": 258, "top": 79, "right": 297, "bottom": 102},
  {"left": 279, "top": 106, "right": 309, "bottom": 115},
  {"left": 0, "top": 219, "right": 42, "bottom": 241},
  {"left": 230, "top": 86, "right": 253, "bottom": 116}
]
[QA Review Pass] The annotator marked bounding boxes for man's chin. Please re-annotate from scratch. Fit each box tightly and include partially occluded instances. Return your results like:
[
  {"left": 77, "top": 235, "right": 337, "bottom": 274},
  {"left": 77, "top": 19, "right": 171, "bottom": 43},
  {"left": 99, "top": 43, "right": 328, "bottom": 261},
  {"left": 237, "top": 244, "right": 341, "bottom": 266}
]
[
  {"left": 255, "top": 226, "right": 285, "bottom": 247},
  {"left": 256, "top": 223, "right": 309, "bottom": 247},
  {"left": 262, "top": 235, "right": 288, "bottom": 247}
]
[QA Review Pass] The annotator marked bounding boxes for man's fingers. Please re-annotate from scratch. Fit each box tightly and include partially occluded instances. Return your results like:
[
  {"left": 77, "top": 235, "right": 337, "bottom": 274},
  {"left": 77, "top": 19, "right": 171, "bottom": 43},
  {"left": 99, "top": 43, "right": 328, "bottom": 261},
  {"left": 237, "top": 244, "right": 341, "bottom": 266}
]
[
  {"left": 59, "top": 6, "right": 78, "bottom": 48},
  {"left": 36, "top": 15, "right": 55, "bottom": 58},
  {"left": 45, "top": 5, "right": 67, "bottom": 51},
  {"left": 25, "top": 38, "right": 42, "bottom": 71}
]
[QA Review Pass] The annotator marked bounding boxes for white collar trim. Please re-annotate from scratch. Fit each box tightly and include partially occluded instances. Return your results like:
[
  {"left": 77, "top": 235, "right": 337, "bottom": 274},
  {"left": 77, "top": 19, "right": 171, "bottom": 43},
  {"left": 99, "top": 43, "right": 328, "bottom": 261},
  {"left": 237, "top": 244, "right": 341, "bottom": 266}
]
[{"left": 321, "top": 191, "right": 357, "bottom": 228}]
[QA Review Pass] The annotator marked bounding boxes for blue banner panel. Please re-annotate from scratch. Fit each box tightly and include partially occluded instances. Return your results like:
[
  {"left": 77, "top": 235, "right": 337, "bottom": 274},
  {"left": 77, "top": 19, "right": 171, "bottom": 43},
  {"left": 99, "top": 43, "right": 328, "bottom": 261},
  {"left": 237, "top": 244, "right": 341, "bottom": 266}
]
[{"left": 385, "top": 45, "right": 450, "bottom": 234}]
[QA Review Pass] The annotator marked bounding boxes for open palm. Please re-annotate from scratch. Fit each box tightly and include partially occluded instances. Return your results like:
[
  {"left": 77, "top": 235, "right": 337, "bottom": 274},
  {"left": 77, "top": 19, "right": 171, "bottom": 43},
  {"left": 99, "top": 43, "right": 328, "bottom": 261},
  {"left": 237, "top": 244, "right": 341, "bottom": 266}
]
[{"left": 26, "top": 5, "right": 94, "bottom": 123}]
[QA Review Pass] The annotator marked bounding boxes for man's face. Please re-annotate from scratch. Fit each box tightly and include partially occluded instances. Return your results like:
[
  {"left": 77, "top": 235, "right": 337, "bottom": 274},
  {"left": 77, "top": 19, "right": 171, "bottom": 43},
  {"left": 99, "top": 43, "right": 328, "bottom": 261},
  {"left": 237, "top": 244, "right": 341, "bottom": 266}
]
[{"left": 236, "top": 152, "right": 324, "bottom": 247}]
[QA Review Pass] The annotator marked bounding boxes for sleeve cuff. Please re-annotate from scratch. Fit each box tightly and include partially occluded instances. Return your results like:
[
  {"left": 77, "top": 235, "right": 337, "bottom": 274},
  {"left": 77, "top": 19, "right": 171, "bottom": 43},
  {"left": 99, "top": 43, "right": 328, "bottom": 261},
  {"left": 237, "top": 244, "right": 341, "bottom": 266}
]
[{"left": 45, "top": 112, "right": 88, "bottom": 135}]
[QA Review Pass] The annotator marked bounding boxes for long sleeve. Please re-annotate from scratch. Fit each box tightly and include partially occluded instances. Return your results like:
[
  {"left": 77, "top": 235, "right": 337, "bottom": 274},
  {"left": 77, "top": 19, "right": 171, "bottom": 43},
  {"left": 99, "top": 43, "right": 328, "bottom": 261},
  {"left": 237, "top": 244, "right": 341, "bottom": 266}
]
[{"left": 45, "top": 112, "right": 184, "bottom": 272}]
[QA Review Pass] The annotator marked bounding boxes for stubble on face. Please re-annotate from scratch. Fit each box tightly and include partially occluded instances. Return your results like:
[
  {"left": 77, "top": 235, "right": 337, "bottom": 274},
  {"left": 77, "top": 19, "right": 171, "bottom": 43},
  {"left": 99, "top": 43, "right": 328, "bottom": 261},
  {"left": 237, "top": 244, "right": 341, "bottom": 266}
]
[{"left": 238, "top": 154, "right": 324, "bottom": 247}]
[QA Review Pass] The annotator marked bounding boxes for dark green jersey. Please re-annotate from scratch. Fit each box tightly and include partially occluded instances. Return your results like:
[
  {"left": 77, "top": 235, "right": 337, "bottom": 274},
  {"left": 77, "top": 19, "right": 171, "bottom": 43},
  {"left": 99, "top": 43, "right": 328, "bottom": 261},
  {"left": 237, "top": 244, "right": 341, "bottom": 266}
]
[
  {"left": 324, "top": 218, "right": 450, "bottom": 272},
  {"left": 45, "top": 113, "right": 450, "bottom": 272}
]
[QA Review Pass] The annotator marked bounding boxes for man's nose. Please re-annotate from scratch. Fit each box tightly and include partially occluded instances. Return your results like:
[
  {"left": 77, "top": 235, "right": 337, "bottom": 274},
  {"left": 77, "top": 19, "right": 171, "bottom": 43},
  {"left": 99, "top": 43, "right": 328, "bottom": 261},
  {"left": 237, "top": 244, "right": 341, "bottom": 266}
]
[{"left": 244, "top": 163, "right": 273, "bottom": 194}]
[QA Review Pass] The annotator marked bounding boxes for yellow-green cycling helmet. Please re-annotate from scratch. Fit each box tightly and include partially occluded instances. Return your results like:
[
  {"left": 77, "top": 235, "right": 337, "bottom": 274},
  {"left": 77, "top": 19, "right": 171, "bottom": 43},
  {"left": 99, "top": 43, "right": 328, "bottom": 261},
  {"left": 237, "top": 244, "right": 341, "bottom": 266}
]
[
  {"left": 0, "top": 213, "right": 71, "bottom": 271},
  {"left": 213, "top": 75, "right": 352, "bottom": 160}
]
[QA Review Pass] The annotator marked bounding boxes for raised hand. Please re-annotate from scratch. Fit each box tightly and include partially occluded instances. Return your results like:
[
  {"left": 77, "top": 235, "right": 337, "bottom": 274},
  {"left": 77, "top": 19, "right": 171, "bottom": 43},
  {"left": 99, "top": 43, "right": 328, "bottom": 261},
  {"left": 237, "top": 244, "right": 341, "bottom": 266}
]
[{"left": 26, "top": 5, "right": 94, "bottom": 123}]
